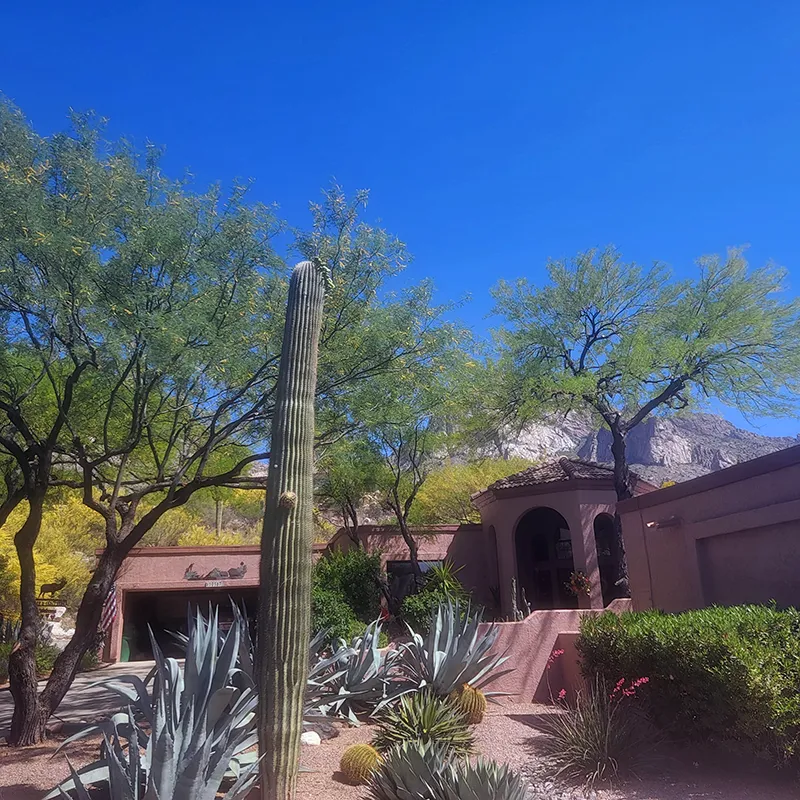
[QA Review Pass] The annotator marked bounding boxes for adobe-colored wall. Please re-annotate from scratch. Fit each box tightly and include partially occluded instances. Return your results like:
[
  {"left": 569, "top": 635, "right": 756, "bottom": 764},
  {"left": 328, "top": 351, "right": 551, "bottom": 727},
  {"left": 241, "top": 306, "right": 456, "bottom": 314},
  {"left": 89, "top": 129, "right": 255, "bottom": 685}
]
[
  {"left": 113, "top": 545, "right": 262, "bottom": 591},
  {"left": 473, "top": 485, "right": 620, "bottom": 615},
  {"left": 619, "top": 444, "right": 800, "bottom": 612},
  {"left": 334, "top": 524, "right": 497, "bottom": 607},
  {"left": 480, "top": 599, "right": 632, "bottom": 704},
  {"left": 104, "top": 543, "right": 327, "bottom": 662}
]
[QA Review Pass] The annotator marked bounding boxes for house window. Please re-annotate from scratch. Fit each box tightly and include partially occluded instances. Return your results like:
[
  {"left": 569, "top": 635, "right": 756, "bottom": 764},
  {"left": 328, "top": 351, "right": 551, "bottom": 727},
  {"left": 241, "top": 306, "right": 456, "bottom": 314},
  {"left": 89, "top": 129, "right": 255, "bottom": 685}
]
[{"left": 386, "top": 560, "right": 442, "bottom": 603}]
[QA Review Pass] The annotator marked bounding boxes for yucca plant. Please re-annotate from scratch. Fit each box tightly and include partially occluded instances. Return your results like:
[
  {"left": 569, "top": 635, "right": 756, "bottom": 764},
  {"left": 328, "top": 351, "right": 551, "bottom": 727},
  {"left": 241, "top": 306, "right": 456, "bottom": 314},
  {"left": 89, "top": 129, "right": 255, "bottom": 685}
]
[
  {"left": 369, "top": 741, "right": 530, "bottom": 800},
  {"left": 371, "top": 691, "right": 475, "bottom": 757},
  {"left": 46, "top": 606, "right": 260, "bottom": 800},
  {"left": 401, "top": 600, "right": 512, "bottom": 698},
  {"left": 537, "top": 674, "right": 657, "bottom": 787}
]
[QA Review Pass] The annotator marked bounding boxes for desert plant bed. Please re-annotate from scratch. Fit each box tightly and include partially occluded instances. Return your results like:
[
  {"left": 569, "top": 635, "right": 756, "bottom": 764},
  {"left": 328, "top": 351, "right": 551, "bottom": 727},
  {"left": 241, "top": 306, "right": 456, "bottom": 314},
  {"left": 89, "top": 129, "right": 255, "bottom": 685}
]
[{"left": 2, "top": 707, "right": 798, "bottom": 800}]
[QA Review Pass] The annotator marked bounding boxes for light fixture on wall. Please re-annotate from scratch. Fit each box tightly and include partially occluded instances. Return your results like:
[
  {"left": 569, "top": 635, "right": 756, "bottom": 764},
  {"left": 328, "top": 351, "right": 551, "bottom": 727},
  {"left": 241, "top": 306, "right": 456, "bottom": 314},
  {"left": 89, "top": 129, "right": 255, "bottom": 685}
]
[
  {"left": 645, "top": 516, "right": 682, "bottom": 529},
  {"left": 556, "top": 527, "right": 572, "bottom": 558}
]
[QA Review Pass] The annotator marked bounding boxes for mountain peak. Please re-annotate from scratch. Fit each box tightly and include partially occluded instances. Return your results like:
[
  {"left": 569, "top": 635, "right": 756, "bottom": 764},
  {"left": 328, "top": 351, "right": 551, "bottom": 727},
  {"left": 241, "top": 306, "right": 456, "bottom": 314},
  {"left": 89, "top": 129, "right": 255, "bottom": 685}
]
[{"left": 491, "top": 412, "right": 798, "bottom": 485}]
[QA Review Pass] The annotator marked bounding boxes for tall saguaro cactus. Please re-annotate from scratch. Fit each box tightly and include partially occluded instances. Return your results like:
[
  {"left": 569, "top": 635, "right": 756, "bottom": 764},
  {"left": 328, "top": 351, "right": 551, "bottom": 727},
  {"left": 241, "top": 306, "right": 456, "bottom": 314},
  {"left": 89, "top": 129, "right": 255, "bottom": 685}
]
[{"left": 258, "top": 260, "right": 329, "bottom": 799}]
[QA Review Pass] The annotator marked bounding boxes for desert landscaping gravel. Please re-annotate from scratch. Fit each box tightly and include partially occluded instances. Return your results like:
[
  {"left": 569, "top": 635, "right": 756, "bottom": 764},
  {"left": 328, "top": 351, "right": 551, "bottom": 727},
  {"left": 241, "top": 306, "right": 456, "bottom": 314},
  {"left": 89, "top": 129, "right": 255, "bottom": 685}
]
[{"left": 1, "top": 703, "right": 797, "bottom": 799}]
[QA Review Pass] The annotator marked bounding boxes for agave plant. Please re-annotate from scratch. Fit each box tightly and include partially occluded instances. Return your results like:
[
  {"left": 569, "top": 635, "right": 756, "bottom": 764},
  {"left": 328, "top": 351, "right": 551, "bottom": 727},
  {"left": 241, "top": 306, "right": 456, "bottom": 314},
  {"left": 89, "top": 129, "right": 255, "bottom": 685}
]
[
  {"left": 369, "top": 741, "right": 530, "bottom": 800},
  {"left": 307, "top": 620, "right": 406, "bottom": 723},
  {"left": 46, "top": 605, "right": 260, "bottom": 800},
  {"left": 371, "top": 690, "right": 475, "bottom": 756},
  {"left": 401, "top": 600, "right": 512, "bottom": 698},
  {"left": 174, "top": 605, "right": 400, "bottom": 724}
]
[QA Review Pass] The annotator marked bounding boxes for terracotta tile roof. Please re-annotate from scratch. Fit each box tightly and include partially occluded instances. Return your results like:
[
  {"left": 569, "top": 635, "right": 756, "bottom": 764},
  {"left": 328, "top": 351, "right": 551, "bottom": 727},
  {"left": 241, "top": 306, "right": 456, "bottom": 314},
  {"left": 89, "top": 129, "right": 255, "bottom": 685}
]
[{"left": 487, "top": 457, "right": 626, "bottom": 491}]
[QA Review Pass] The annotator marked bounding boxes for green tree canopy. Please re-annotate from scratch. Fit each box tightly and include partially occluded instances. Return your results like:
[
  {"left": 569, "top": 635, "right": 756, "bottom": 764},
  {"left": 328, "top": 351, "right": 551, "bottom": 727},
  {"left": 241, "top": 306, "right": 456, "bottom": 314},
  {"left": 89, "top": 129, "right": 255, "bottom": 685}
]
[
  {"left": 492, "top": 246, "right": 800, "bottom": 500},
  {"left": 408, "top": 458, "right": 534, "bottom": 525},
  {"left": 0, "top": 99, "right": 464, "bottom": 743},
  {"left": 492, "top": 246, "right": 800, "bottom": 589}
]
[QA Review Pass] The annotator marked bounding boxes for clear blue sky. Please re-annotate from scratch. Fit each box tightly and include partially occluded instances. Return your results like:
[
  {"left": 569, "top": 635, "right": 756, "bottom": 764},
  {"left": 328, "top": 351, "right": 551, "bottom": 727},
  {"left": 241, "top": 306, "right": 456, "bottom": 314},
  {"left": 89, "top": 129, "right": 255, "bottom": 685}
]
[{"left": 2, "top": 1, "right": 799, "bottom": 436}]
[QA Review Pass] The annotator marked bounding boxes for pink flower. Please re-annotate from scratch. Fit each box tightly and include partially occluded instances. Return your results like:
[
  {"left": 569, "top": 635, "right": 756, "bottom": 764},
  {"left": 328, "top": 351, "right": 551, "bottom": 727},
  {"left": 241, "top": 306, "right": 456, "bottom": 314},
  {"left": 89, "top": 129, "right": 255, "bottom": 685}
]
[
  {"left": 558, "top": 689, "right": 567, "bottom": 700},
  {"left": 546, "top": 649, "right": 565, "bottom": 670}
]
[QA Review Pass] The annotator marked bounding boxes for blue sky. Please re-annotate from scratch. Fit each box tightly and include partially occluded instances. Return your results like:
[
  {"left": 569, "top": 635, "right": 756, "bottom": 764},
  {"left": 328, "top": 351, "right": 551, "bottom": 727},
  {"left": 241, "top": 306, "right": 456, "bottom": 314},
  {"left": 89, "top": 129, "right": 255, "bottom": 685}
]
[{"left": 2, "top": 1, "right": 799, "bottom": 436}]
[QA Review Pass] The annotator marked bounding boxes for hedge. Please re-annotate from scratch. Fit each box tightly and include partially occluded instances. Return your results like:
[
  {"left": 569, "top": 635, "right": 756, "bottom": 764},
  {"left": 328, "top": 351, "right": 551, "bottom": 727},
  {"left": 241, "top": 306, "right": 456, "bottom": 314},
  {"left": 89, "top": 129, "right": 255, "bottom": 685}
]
[{"left": 578, "top": 605, "right": 800, "bottom": 762}]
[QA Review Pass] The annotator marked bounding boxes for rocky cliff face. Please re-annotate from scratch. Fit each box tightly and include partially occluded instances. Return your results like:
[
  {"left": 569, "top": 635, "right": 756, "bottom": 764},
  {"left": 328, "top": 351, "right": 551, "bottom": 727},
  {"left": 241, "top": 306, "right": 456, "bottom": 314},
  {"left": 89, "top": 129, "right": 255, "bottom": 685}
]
[{"left": 494, "top": 412, "right": 799, "bottom": 485}]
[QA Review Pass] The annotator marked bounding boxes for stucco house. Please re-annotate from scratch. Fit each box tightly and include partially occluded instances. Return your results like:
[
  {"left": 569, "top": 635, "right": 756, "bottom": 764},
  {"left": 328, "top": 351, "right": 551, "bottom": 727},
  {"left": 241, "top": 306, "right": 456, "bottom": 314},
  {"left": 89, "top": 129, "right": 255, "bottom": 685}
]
[{"left": 104, "top": 446, "right": 800, "bottom": 691}]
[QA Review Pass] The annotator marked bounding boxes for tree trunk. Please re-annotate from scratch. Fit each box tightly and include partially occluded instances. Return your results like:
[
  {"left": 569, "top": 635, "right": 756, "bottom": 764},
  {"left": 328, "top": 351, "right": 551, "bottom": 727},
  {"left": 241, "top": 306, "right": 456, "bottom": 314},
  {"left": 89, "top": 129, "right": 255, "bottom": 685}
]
[
  {"left": 396, "top": 515, "right": 422, "bottom": 594},
  {"left": 9, "top": 535, "right": 124, "bottom": 745},
  {"left": 215, "top": 499, "right": 223, "bottom": 537},
  {"left": 609, "top": 423, "right": 632, "bottom": 596},
  {"left": 8, "top": 492, "right": 46, "bottom": 745},
  {"left": 38, "top": 548, "right": 123, "bottom": 725},
  {"left": 343, "top": 502, "right": 361, "bottom": 547}
]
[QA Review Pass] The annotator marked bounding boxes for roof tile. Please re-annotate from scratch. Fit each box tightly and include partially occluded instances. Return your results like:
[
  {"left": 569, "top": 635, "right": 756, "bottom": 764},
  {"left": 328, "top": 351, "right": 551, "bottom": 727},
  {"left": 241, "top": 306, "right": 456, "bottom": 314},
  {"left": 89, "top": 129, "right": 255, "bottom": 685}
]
[{"left": 487, "top": 457, "right": 627, "bottom": 491}]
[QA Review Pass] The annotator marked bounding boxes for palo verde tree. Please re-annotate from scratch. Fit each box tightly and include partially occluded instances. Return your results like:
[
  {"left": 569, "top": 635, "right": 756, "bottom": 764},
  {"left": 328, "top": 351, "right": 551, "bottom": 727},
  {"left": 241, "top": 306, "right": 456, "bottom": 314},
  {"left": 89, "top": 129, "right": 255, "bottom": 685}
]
[
  {"left": 0, "top": 100, "right": 459, "bottom": 744},
  {"left": 316, "top": 437, "right": 384, "bottom": 545},
  {"left": 493, "top": 246, "right": 800, "bottom": 585},
  {"left": 408, "top": 457, "right": 533, "bottom": 525},
  {"left": 363, "top": 337, "right": 471, "bottom": 585}
]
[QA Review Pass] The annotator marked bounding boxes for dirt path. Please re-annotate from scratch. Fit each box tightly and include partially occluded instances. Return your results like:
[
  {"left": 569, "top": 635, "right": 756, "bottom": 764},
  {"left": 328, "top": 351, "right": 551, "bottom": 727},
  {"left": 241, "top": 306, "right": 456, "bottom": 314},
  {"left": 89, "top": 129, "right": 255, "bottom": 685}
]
[{"left": 0, "top": 702, "right": 796, "bottom": 799}]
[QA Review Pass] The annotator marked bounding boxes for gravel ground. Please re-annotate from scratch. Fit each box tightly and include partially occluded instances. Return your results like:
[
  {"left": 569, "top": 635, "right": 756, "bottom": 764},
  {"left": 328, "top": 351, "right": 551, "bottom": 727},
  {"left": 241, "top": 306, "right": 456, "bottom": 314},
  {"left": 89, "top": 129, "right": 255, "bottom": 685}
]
[
  {"left": 0, "top": 733, "right": 102, "bottom": 800},
  {"left": 1, "top": 704, "right": 797, "bottom": 799}
]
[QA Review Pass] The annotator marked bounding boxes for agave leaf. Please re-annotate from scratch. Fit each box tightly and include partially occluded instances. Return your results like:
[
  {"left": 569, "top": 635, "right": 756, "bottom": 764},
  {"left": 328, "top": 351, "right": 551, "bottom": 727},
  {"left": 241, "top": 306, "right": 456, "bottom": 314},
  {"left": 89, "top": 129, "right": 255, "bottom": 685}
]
[
  {"left": 43, "top": 760, "right": 111, "bottom": 800},
  {"left": 150, "top": 713, "right": 176, "bottom": 798}
]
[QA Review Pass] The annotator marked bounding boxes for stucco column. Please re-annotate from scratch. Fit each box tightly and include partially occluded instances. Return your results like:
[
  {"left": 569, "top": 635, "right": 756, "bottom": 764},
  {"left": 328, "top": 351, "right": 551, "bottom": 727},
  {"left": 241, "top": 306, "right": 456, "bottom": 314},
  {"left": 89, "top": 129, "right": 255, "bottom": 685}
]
[
  {"left": 108, "top": 591, "right": 124, "bottom": 663},
  {"left": 566, "top": 501, "right": 604, "bottom": 610},
  {"left": 496, "top": 519, "right": 517, "bottom": 618}
]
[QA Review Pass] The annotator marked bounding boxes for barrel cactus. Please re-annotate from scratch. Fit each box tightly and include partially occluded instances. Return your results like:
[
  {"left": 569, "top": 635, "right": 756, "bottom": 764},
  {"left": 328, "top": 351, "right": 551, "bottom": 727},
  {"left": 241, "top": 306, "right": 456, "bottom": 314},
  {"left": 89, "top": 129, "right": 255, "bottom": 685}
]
[
  {"left": 340, "top": 743, "right": 382, "bottom": 785},
  {"left": 258, "top": 260, "right": 330, "bottom": 799},
  {"left": 450, "top": 683, "right": 488, "bottom": 724}
]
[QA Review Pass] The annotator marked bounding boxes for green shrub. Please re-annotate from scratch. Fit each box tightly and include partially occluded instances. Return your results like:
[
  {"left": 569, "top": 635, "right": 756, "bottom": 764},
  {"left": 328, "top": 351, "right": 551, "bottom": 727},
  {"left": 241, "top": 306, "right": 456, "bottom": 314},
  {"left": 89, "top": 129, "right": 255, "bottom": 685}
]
[
  {"left": 0, "top": 642, "right": 11, "bottom": 683},
  {"left": 538, "top": 675, "right": 657, "bottom": 786},
  {"left": 314, "top": 548, "right": 382, "bottom": 621},
  {"left": 35, "top": 641, "right": 60, "bottom": 676},
  {"left": 578, "top": 605, "right": 800, "bottom": 762},
  {"left": 400, "top": 562, "right": 470, "bottom": 631},
  {"left": 311, "top": 583, "right": 361, "bottom": 641},
  {"left": 80, "top": 647, "right": 100, "bottom": 672},
  {"left": 312, "top": 547, "right": 385, "bottom": 641},
  {"left": 372, "top": 691, "right": 475, "bottom": 757}
]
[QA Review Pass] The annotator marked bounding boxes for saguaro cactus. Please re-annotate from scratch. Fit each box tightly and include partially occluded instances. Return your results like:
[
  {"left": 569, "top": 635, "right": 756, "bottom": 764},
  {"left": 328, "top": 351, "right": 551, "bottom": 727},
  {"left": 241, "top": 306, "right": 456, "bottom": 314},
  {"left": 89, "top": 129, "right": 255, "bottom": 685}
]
[{"left": 258, "top": 259, "right": 329, "bottom": 799}]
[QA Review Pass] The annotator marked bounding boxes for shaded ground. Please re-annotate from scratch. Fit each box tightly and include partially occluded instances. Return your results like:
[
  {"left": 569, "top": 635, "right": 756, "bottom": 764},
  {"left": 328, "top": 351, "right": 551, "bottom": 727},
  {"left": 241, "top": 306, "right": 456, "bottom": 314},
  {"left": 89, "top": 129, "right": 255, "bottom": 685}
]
[
  {"left": 0, "top": 694, "right": 796, "bottom": 799},
  {"left": 0, "top": 660, "right": 156, "bottom": 739}
]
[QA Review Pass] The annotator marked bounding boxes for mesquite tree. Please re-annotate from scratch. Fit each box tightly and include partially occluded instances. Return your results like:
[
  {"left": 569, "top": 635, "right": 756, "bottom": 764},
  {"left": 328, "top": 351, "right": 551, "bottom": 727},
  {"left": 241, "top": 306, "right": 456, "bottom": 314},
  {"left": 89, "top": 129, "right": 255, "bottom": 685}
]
[
  {"left": 257, "top": 260, "right": 328, "bottom": 799},
  {"left": 493, "top": 246, "right": 800, "bottom": 586},
  {"left": 0, "top": 101, "right": 459, "bottom": 744}
]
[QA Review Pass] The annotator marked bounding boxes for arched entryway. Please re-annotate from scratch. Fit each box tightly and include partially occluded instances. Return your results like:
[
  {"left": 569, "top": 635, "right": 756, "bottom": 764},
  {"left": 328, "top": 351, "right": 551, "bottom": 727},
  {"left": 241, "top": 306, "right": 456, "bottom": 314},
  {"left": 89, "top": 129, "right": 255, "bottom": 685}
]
[
  {"left": 594, "top": 513, "right": 622, "bottom": 606},
  {"left": 515, "top": 507, "right": 577, "bottom": 610}
]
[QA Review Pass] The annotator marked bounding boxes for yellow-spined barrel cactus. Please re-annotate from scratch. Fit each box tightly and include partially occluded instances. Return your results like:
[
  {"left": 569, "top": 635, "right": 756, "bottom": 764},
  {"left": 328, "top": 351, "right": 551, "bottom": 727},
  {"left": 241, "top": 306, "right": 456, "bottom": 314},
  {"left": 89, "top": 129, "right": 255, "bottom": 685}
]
[
  {"left": 340, "top": 743, "right": 382, "bottom": 785},
  {"left": 451, "top": 683, "right": 487, "bottom": 725}
]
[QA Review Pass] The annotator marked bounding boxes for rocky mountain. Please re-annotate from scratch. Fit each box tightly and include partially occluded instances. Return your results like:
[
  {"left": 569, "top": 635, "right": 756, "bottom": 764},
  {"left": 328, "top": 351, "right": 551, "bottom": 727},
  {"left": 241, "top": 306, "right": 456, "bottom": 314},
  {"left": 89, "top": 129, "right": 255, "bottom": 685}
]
[{"left": 492, "top": 412, "right": 800, "bottom": 486}]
